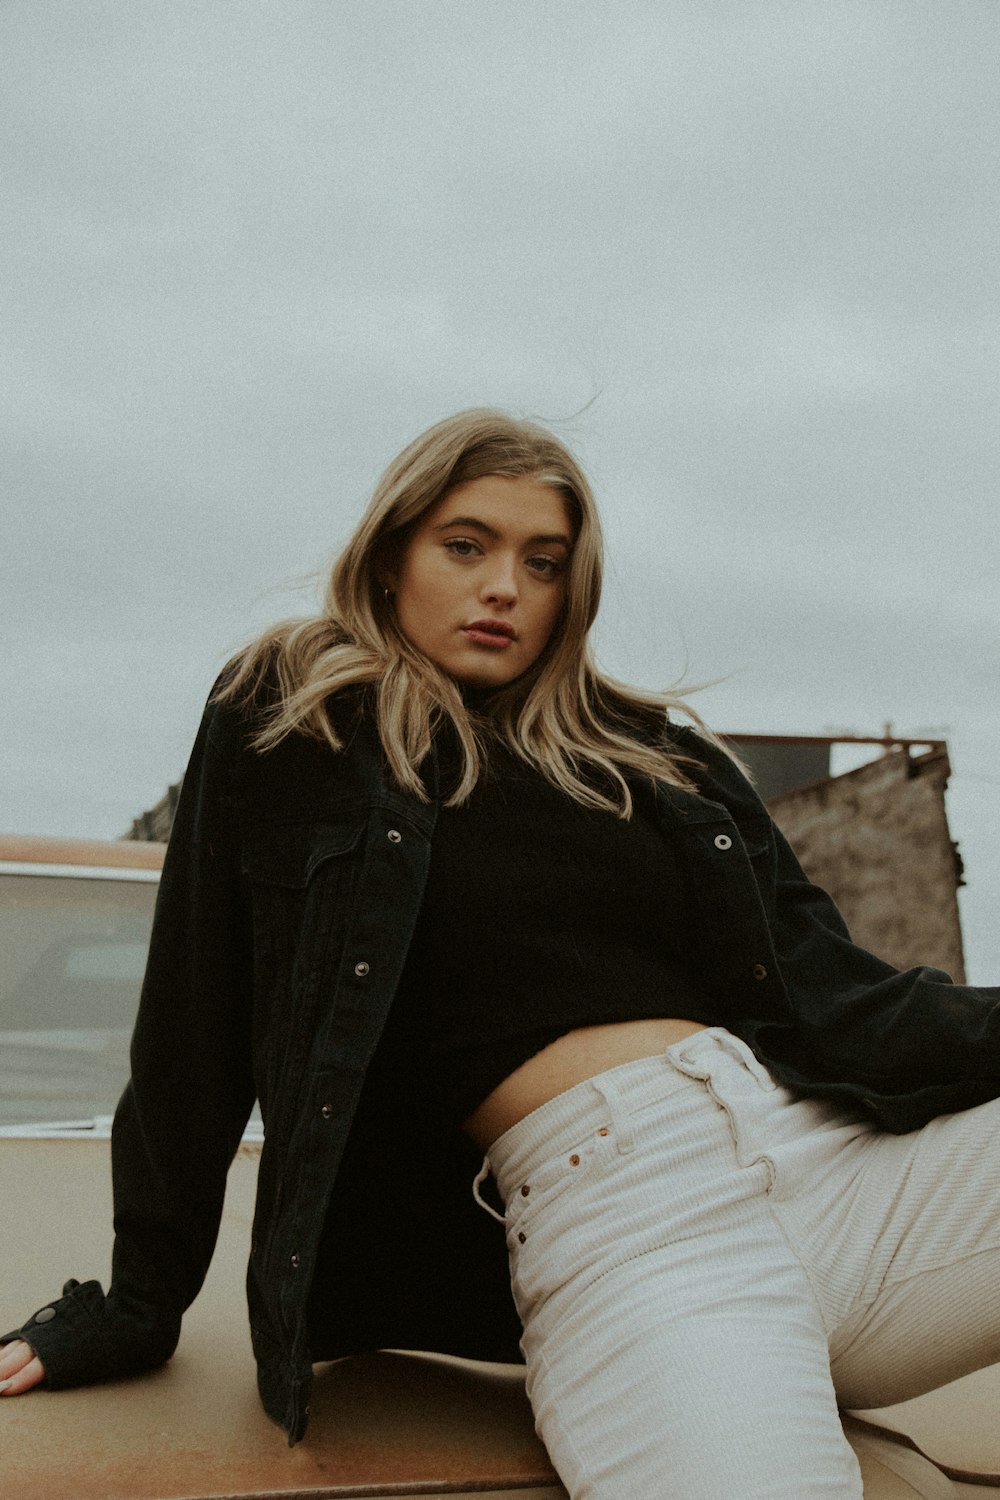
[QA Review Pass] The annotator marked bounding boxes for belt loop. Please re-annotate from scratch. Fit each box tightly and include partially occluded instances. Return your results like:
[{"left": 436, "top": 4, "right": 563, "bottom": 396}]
[
  {"left": 590, "top": 1075, "right": 635, "bottom": 1154},
  {"left": 472, "top": 1156, "right": 507, "bottom": 1224},
  {"left": 716, "top": 1031, "right": 778, "bottom": 1091}
]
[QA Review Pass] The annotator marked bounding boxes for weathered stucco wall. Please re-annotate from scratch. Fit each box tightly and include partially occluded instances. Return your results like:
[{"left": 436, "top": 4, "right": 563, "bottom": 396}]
[
  {"left": 125, "top": 782, "right": 179, "bottom": 843},
  {"left": 767, "top": 748, "right": 966, "bottom": 982}
]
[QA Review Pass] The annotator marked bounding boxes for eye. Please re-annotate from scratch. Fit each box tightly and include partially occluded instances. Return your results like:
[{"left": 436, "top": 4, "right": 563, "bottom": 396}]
[
  {"left": 443, "top": 538, "right": 481, "bottom": 559},
  {"left": 526, "top": 555, "right": 563, "bottom": 579}
]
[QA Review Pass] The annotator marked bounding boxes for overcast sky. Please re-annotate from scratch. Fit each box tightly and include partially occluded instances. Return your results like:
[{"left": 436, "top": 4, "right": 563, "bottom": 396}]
[{"left": 4, "top": 1, "right": 998, "bottom": 979}]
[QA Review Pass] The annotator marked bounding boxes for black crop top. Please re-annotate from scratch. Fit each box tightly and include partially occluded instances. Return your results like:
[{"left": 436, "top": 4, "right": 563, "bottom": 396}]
[{"left": 384, "top": 735, "right": 718, "bottom": 1125}]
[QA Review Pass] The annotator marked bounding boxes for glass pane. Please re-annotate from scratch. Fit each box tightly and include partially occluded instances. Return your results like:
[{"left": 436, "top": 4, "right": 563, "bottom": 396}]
[{"left": 0, "top": 873, "right": 156, "bottom": 1126}]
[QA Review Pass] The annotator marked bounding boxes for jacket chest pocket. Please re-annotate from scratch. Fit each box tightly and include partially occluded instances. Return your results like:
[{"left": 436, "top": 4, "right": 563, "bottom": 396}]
[
  {"left": 242, "top": 816, "right": 366, "bottom": 1086},
  {"left": 681, "top": 813, "right": 777, "bottom": 977}
]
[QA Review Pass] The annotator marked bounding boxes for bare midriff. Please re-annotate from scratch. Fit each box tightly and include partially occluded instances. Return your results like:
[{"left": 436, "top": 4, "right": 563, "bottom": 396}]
[{"left": 462, "top": 1017, "right": 708, "bottom": 1153}]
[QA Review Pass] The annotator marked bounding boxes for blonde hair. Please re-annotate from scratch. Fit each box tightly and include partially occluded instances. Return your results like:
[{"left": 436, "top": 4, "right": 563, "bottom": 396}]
[{"left": 218, "top": 408, "right": 720, "bottom": 814}]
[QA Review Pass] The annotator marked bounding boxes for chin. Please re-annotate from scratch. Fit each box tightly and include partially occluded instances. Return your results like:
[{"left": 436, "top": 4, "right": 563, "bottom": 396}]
[
  {"left": 455, "top": 671, "right": 515, "bottom": 692},
  {"left": 454, "top": 660, "right": 538, "bottom": 695}
]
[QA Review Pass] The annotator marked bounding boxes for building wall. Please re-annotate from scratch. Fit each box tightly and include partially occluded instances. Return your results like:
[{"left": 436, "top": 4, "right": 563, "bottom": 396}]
[
  {"left": 125, "top": 782, "right": 180, "bottom": 844},
  {"left": 767, "top": 748, "right": 966, "bottom": 982}
]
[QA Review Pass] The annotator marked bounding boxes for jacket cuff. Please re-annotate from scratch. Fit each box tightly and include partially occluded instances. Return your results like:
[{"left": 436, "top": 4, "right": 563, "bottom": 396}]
[{"left": 1, "top": 1278, "right": 180, "bottom": 1388}]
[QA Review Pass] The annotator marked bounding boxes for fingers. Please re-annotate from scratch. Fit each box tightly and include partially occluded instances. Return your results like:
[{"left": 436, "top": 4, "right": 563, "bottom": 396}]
[{"left": 0, "top": 1339, "right": 46, "bottom": 1395}]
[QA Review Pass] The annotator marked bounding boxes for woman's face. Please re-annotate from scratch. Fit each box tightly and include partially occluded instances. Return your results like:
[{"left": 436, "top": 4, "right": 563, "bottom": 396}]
[{"left": 388, "top": 474, "right": 574, "bottom": 689}]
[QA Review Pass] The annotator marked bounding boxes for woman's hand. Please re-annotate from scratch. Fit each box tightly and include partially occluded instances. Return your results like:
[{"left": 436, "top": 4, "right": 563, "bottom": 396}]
[{"left": 0, "top": 1339, "right": 45, "bottom": 1394}]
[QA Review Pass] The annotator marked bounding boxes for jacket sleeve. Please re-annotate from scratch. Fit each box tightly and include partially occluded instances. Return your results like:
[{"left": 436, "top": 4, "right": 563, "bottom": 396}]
[
  {"left": 671, "top": 723, "right": 1000, "bottom": 1122},
  {"left": 763, "top": 803, "right": 1000, "bottom": 1113},
  {"left": 2, "top": 689, "right": 256, "bottom": 1385}
]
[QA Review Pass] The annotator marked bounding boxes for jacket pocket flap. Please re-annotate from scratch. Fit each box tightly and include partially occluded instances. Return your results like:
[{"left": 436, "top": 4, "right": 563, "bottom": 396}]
[
  {"left": 738, "top": 823, "right": 772, "bottom": 859},
  {"left": 676, "top": 809, "right": 771, "bottom": 859},
  {"left": 242, "top": 819, "right": 364, "bottom": 887}
]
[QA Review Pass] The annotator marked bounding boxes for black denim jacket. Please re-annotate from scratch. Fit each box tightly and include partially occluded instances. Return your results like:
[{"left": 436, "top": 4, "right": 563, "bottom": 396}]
[{"left": 6, "top": 688, "right": 1000, "bottom": 1444}]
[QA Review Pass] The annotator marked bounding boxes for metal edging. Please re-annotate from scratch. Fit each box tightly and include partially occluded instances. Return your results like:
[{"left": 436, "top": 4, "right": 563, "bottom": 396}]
[{"left": 0, "top": 862, "right": 161, "bottom": 883}]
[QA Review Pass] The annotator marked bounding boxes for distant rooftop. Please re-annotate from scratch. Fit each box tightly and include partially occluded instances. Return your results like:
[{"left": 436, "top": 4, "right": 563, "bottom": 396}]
[{"left": 724, "top": 731, "right": 948, "bottom": 803}]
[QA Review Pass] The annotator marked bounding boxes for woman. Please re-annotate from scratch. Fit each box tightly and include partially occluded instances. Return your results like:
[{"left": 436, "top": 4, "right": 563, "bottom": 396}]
[{"left": 3, "top": 408, "right": 1000, "bottom": 1498}]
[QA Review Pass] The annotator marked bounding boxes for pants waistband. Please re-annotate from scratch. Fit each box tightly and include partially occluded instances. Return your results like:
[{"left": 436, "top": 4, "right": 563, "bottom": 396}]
[{"left": 486, "top": 1036, "right": 719, "bottom": 1210}]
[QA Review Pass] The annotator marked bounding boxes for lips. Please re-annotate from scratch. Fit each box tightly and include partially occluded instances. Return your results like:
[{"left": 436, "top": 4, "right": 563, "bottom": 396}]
[
  {"left": 462, "top": 619, "right": 517, "bottom": 648},
  {"left": 466, "top": 619, "right": 516, "bottom": 639}
]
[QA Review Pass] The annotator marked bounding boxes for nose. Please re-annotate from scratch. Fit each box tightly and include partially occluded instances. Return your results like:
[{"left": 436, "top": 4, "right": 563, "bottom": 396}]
[{"left": 481, "top": 553, "right": 518, "bottom": 606}]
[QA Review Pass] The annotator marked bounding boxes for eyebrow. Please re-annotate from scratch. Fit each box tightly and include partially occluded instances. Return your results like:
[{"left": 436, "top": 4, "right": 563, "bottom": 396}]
[{"left": 432, "top": 515, "right": 573, "bottom": 549}]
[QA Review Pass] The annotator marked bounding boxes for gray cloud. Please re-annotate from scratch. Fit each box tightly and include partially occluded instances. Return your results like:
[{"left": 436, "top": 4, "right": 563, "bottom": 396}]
[{"left": 4, "top": 0, "right": 998, "bottom": 976}]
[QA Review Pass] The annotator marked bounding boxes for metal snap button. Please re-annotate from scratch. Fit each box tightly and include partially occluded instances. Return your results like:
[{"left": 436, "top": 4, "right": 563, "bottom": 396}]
[
  {"left": 569, "top": 1153, "right": 581, "bottom": 1166},
  {"left": 290, "top": 1253, "right": 300, "bottom": 1270},
  {"left": 520, "top": 1184, "right": 530, "bottom": 1197},
  {"left": 34, "top": 1306, "right": 56, "bottom": 1324},
  {"left": 714, "top": 834, "right": 733, "bottom": 850},
  {"left": 752, "top": 963, "right": 768, "bottom": 981},
  {"left": 387, "top": 829, "right": 402, "bottom": 844},
  {"left": 320, "top": 1104, "right": 333, "bottom": 1119},
  {"left": 354, "top": 960, "right": 370, "bottom": 977},
  {"left": 597, "top": 1127, "right": 609, "bottom": 1137}
]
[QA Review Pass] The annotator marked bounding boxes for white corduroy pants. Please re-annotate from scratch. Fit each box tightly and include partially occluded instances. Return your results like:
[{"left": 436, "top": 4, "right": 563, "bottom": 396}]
[{"left": 479, "top": 1027, "right": 1000, "bottom": 1499}]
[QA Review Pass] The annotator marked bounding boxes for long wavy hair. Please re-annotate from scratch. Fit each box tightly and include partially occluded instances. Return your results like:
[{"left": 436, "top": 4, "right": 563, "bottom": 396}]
[{"left": 218, "top": 408, "right": 721, "bottom": 814}]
